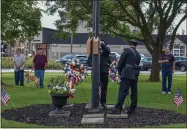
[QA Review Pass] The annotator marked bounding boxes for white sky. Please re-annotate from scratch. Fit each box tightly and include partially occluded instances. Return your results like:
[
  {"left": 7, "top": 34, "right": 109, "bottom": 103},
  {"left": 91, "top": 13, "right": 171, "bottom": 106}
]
[{"left": 38, "top": 2, "right": 187, "bottom": 35}]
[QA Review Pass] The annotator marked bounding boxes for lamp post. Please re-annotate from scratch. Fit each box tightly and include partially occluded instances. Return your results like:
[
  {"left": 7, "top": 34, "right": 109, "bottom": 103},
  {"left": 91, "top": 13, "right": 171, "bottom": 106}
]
[{"left": 91, "top": 0, "right": 100, "bottom": 109}]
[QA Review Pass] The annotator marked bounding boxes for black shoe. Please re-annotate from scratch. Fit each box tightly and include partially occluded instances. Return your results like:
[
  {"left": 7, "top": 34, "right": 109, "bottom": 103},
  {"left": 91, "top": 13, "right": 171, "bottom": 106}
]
[
  {"left": 101, "top": 103, "right": 107, "bottom": 109},
  {"left": 109, "top": 109, "right": 121, "bottom": 115},
  {"left": 127, "top": 108, "right": 136, "bottom": 115}
]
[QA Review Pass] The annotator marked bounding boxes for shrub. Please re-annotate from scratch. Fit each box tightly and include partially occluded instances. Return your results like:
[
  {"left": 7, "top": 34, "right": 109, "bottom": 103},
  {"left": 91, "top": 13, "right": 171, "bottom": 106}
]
[{"left": 1, "top": 57, "right": 64, "bottom": 69}]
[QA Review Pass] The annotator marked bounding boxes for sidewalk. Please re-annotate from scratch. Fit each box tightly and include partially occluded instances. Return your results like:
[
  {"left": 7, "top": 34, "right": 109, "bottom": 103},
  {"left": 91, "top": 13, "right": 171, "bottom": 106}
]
[{"left": 1, "top": 68, "right": 186, "bottom": 75}]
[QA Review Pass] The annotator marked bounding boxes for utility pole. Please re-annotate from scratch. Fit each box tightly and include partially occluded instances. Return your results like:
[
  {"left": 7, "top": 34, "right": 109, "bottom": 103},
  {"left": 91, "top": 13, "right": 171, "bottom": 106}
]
[{"left": 91, "top": 0, "right": 100, "bottom": 109}]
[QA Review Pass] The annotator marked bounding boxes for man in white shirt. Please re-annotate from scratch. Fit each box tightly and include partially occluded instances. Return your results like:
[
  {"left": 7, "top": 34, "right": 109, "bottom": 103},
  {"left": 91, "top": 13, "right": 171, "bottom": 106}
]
[{"left": 13, "top": 48, "right": 25, "bottom": 86}]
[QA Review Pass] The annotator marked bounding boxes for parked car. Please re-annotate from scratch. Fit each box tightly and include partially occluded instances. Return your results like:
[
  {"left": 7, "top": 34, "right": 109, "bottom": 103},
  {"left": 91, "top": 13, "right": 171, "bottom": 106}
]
[
  {"left": 140, "top": 54, "right": 145, "bottom": 61},
  {"left": 109, "top": 52, "right": 120, "bottom": 63},
  {"left": 175, "top": 57, "right": 187, "bottom": 72},
  {"left": 1, "top": 51, "right": 13, "bottom": 57},
  {"left": 179, "top": 61, "right": 187, "bottom": 72},
  {"left": 76, "top": 54, "right": 88, "bottom": 66},
  {"left": 141, "top": 57, "right": 152, "bottom": 71},
  {"left": 56, "top": 54, "right": 88, "bottom": 66}
]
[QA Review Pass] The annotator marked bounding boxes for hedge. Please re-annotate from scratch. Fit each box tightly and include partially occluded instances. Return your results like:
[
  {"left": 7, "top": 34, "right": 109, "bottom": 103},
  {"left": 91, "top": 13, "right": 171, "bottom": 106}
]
[{"left": 1, "top": 57, "right": 64, "bottom": 69}]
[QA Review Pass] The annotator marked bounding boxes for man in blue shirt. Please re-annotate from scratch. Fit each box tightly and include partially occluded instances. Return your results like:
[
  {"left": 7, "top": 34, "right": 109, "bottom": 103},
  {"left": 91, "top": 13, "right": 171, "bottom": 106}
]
[{"left": 158, "top": 47, "right": 175, "bottom": 94}]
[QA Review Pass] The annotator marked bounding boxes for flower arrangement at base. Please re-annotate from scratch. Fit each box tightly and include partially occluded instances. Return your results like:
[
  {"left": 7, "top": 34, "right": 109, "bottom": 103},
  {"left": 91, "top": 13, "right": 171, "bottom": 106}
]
[
  {"left": 109, "top": 58, "right": 120, "bottom": 84},
  {"left": 64, "top": 59, "right": 88, "bottom": 98},
  {"left": 47, "top": 75, "right": 73, "bottom": 113},
  {"left": 48, "top": 75, "right": 72, "bottom": 95}
]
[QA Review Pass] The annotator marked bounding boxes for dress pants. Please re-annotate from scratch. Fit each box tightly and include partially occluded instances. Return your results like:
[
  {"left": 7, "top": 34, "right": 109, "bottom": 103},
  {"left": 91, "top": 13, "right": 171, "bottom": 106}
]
[
  {"left": 100, "top": 73, "right": 109, "bottom": 104},
  {"left": 114, "top": 79, "right": 138, "bottom": 111}
]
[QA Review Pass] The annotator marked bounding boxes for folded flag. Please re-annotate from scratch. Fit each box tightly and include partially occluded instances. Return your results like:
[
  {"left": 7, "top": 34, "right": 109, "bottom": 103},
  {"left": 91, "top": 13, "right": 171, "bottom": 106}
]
[
  {"left": 174, "top": 88, "right": 183, "bottom": 106},
  {"left": 1, "top": 88, "right": 10, "bottom": 106}
]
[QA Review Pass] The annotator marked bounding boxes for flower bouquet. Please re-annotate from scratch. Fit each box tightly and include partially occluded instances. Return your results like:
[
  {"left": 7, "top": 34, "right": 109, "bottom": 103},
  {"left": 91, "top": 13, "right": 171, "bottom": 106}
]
[
  {"left": 63, "top": 59, "right": 88, "bottom": 98},
  {"left": 48, "top": 75, "right": 72, "bottom": 114},
  {"left": 48, "top": 75, "right": 71, "bottom": 95},
  {"left": 109, "top": 58, "right": 120, "bottom": 83}
]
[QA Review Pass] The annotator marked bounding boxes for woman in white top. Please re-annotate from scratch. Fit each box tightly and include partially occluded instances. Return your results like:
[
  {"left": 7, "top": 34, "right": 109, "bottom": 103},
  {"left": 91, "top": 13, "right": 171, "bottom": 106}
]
[{"left": 13, "top": 48, "right": 25, "bottom": 86}]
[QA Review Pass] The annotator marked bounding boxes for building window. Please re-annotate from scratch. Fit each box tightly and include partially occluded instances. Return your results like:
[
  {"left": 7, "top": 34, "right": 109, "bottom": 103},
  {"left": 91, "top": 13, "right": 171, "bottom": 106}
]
[
  {"left": 51, "top": 52, "right": 59, "bottom": 59},
  {"left": 173, "top": 44, "right": 180, "bottom": 49},
  {"left": 172, "top": 44, "right": 186, "bottom": 57},
  {"left": 173, "top": 50, "right": 179, "bottom": 56},
  {"left": 180, "top": 46, "right": 185, "bottom": 57}
]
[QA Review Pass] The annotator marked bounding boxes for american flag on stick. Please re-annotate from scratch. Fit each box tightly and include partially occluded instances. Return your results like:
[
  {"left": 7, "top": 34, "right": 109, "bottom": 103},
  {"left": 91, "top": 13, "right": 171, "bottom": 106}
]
[
  {"left": 174, "top": 89, "right": 184, "bottom": 106},
  {"left": 1, "top": 88, "right": 10, "bottom": 106}
]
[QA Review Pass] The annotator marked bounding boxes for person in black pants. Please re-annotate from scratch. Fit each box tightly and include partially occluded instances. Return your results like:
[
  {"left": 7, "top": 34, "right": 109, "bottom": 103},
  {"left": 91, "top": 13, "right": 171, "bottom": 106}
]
[
  {"left": 87, "top": 40, "right": 111, "bottom": 109},
  {"left": 110, "top": 40, "right": 141, "bottom": 115}
]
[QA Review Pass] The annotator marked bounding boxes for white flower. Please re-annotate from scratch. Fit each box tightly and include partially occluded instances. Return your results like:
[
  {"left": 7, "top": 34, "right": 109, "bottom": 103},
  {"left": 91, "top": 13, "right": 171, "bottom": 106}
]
[
  {"left": 58, "top": 87, "right": 62, "bottom": 90},
  {"left": 53, "top": 87, "right": 56, "bottom": 89},
  {"left": 63, "top": 87, "right": 67, "bottom": 91}
]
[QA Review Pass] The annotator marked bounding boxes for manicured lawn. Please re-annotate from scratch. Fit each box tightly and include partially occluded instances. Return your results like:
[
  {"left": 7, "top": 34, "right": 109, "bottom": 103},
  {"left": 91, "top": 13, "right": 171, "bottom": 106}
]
[{"left": 1, "top": 72, "right": 186, "bottom": 128}]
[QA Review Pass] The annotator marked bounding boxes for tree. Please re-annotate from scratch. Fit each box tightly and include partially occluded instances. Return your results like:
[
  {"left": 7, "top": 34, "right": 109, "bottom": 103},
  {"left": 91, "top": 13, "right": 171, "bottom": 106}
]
[
  {"left": 1, "top": 0, "right": 42, "bottom": 85},
  {"left": 1, "top": 0, "right": 42, "bottom": 44},
  {"left": 45, "top": 0, "right": 187, "bottom": 81}
]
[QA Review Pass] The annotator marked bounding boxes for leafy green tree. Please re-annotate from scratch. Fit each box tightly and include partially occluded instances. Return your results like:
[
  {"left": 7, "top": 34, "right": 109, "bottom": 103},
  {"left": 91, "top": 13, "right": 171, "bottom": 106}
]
[
  {"left": 46, "top": 0, "right": 187, "bottom": 81},
  {"left": 1, "top": 0, "right": 42, "bottom": 85},
  {"left": 1, "top": 0, "right": 42, "bottom": 45}
]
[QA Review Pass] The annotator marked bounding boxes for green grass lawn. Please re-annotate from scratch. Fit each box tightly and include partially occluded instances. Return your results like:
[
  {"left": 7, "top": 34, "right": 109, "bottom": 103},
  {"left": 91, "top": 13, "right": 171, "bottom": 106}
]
[{"left": 1, "top": 72, "right": 186, "bottom": 128}]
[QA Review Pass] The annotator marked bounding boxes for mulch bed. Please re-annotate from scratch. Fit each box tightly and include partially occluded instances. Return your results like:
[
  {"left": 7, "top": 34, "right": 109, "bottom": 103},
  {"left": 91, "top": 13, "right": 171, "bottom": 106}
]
[{"left": 1, "top": 104, "right": 187, "bottom": 128}]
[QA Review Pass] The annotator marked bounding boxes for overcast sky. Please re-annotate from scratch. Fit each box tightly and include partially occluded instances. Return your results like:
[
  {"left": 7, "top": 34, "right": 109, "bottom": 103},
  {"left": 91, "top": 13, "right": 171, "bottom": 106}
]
[{"left": 38, "top": 2, "right": 187, "bottom": 35}]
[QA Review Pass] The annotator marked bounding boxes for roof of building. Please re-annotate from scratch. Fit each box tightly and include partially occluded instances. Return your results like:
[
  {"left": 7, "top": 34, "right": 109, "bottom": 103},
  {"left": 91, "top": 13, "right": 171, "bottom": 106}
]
[
  {"left": 42, "top": 27, "right": 144, "bottom": 45},
  {"left": 152, "top": 34, "right": 187, "bottom": 45},
  {"left": 42, "top": 27, "right": 187, "bottom": 45}
]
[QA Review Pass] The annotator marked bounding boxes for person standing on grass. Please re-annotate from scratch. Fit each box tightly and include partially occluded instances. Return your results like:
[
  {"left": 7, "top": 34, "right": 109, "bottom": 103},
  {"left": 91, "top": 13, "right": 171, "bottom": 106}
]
[
  {"left": 158, "top": 47, "right": 175, "bottom": 95},
  {"left": 33, "top": 48, "right": 48, "bottom": 88},
  {"left": 87, "top": 40, "right": 111, "bottom": 109},
  {"left": 13, "top": 48, "right": 25, "bottom": 86},
  {"left": 110, "top": 40, "right": 141, "bottom": 115}
]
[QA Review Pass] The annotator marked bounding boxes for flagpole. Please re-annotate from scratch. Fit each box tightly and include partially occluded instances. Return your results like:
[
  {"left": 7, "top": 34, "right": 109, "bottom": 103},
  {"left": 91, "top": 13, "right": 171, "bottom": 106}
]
[
  {"left": 176, "top": 105, "right": 178, "bottom": 113},
  {"left": 10, "top": 99, "right": 17, "bottom": 111}
]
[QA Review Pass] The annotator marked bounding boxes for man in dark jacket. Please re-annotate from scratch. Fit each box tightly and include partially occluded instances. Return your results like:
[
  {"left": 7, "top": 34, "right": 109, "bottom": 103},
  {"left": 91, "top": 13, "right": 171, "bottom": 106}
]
[
  {"left": 87, "top": 40, "right": 111, "bottom": 109},
  {"left": 110, "top": 40, "right": 141, "bottom": 115}
]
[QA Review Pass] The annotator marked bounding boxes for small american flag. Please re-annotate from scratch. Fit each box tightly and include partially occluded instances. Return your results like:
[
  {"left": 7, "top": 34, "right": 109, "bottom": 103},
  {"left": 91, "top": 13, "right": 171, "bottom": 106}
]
[
  {"left": 1, "top": 88, "right": 10, "bottom": 106},
  {"left": 174, "top": 89, "right": 183, "bottom": 106}
]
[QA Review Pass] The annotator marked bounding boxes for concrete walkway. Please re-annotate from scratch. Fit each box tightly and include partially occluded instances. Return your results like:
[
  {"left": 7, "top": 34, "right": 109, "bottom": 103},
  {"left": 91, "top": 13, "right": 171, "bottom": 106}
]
[{"left": 1, "top": 68, "right": 186, "bottom": 75}]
